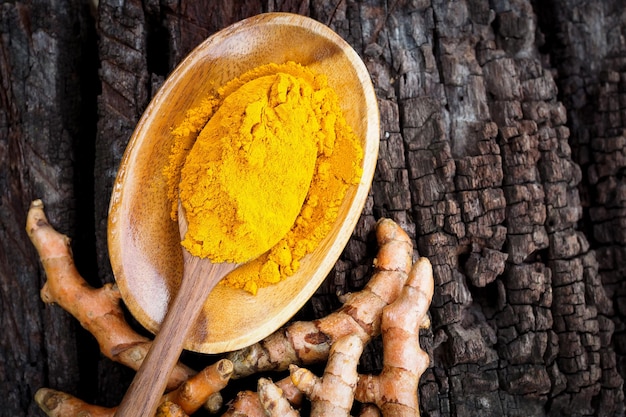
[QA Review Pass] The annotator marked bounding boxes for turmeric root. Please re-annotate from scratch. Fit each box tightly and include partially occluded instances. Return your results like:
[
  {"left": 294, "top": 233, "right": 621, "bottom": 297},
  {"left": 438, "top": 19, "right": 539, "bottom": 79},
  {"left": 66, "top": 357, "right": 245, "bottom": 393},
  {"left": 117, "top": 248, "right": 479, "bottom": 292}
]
[
  {"left": 227, "top": 218, "right": 414, "bottom": 378},
  {"left": 26, "top": 199, "right": 195, "bottom": 390},
  {"left": 28, "top": 201, "right": 433, "bottom": 417},
  {"left": 157, "top": 401, "right": 190, "bottom": 417},
  {"left": 205, "top": 392, "right": 224, "bottom": 414},
  {"left": 276, "top": 376, "right": 305, "bottom": 408},
  {"left": 290, "top": 333, "right": 364, "bottom": 417},
  {"left": 258, "top": 378, "right": 301, "bottom": 417},
  {"left": 161, "top": 358, "right": 233, "bottom": 415},
  {"left": 358, "top": 404, "right": 382, "bottom": 417},
  {"left": 354, "top": 257, "right": 434, "bottom": 416},
  {"left": 221, "top": 390, "right": 265, "bottom": 417},
  {"left": 35, "top": 368, "right": 225, "bottom": 417},
  {"left": 221, "top": 376, "right": 302, "bottom": 416},
  {"left": 35, "top": 388, "right": 115, "bottom": 417},
  {"left": 35, "top": 360, "right": 232, "bottom": 417}
]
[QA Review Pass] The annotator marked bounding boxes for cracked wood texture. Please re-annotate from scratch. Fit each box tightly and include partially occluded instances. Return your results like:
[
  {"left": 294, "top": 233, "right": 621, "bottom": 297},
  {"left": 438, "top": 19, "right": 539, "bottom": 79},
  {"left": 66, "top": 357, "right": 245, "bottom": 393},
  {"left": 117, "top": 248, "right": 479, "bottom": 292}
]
[{"left": 1, "top": 0, "right": 625, "bottom": 416}]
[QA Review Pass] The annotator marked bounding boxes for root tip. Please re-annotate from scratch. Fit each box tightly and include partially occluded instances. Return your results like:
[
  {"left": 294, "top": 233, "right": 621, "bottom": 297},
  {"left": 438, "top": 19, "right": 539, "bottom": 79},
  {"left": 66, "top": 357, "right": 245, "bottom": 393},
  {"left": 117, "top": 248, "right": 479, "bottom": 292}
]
[
  {"left": 31, "top": 199, "right": 44, "bottom": 209},
  {"left": 34, "top": 388, "right": 64, "bottom": 413}
]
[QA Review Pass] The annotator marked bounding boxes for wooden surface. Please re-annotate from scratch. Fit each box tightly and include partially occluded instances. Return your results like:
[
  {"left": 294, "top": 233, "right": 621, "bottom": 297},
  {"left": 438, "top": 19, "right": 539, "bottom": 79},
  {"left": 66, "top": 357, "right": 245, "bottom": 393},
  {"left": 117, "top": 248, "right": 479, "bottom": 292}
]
[
  {"left": 2, "top": 1, "right": 626, "bottom": 416},
  {"left": 108, "top": 12, "right": 379, "bottom": 354}
]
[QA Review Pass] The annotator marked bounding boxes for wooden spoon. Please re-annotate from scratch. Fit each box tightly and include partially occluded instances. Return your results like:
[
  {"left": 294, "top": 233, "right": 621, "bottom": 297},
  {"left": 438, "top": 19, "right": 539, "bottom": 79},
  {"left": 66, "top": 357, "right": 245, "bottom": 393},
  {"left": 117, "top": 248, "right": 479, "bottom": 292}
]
[
  {"left": 114, "top": 204, "right": 240, "bottom": 416},
  {"left": 108, "top": 12, "right": 379, "bottom": 355},
  {"left": 108, "top": 11, "right": 380, "bottom": 415}
]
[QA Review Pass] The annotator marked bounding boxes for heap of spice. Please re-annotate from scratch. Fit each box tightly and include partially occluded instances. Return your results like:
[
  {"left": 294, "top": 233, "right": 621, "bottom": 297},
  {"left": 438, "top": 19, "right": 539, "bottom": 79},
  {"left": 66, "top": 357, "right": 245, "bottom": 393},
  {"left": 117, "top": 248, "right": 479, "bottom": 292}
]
[{"left": 163, "top": 61, "right": 363, "bottom": 294}]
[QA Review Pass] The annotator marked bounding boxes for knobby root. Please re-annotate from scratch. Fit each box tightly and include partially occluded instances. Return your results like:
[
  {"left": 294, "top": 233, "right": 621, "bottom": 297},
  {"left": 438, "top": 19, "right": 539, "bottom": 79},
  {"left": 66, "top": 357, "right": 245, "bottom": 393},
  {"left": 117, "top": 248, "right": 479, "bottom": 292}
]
[{"left": 28, "top": 200, "right": 434, "bottom": 417}]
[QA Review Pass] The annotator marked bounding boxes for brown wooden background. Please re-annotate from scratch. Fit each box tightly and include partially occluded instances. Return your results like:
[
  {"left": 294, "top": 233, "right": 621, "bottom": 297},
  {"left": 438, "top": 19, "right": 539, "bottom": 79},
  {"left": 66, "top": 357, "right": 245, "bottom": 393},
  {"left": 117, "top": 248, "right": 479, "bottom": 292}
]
[{"left": 2, "top": 1, "right": 626, "bottom": 416}]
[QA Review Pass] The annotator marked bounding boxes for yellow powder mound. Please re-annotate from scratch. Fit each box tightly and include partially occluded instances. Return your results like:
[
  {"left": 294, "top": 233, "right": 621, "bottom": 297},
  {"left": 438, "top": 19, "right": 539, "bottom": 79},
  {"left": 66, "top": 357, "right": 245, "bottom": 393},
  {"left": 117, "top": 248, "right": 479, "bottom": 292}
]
[
  {"left": 179, "top": 72, "right": 319, "bottom": 263},
  {"left": 164, "top": 62, "right": 363, "bottom": 294}
]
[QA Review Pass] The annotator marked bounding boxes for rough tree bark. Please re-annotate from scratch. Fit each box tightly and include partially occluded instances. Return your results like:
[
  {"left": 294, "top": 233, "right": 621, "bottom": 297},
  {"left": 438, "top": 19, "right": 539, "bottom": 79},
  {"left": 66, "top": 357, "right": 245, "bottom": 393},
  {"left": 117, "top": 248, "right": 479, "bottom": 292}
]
[{"left": 1, "top": 1, "right": 625, "bottom": 416}]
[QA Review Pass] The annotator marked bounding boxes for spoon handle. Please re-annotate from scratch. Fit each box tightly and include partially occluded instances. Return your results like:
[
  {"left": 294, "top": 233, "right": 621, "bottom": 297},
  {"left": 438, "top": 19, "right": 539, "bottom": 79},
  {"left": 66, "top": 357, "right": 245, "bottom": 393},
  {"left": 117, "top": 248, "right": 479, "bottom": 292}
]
[{"left": 114, "top": 255, "right": 233, "bottom": 417}]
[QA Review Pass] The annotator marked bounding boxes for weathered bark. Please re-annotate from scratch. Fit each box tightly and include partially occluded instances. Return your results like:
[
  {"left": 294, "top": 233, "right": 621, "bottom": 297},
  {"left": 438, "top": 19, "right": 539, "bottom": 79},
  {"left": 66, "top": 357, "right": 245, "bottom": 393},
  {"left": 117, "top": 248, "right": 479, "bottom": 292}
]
[
  {"left": 532, "top": 2, "right": 626, "bottom": 415},
  {"left": 2, "top": 0, "right": 625, "bottom": 416},
  {"left": 0, "top": 1, "right": 98, "bottom": 415}
]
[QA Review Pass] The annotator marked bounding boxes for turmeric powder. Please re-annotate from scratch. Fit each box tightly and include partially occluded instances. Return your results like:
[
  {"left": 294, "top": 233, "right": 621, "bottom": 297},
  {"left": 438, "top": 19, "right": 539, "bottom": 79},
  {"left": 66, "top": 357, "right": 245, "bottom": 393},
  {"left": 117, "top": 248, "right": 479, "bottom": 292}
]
[{"left": 164, "top": 61, "right": 363, "bottom": 294}]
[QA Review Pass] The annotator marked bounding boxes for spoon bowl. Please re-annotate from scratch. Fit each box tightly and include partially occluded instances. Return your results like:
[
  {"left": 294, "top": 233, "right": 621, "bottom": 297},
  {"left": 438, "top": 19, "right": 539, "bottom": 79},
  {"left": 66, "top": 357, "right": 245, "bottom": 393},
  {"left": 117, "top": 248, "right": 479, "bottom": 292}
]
[{"left": 108, "top": 12, "right": 379, "bottom": 355}]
